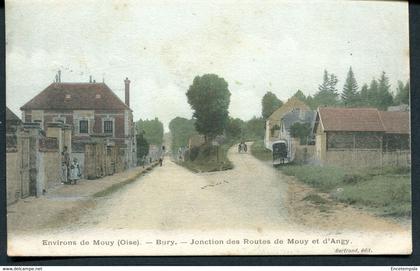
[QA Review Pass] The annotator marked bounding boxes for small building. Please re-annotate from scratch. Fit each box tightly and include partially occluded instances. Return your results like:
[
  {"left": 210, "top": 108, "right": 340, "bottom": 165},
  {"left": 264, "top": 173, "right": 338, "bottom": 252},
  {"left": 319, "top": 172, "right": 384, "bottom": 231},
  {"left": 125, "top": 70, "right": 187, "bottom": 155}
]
[
  {"left": 265, "top": 96, "right": 310, "bottom": 149},
  {"left": 313, "top": 107, "right": 410, "bottom": 168}
]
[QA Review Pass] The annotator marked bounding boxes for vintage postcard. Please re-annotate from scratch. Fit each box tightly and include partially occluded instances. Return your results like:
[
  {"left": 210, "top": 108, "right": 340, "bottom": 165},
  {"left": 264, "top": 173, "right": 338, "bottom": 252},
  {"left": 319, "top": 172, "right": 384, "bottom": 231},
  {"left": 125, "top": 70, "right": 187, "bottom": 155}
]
[{"left": 5, "top": 0, "right": 411, "bottom": 256}]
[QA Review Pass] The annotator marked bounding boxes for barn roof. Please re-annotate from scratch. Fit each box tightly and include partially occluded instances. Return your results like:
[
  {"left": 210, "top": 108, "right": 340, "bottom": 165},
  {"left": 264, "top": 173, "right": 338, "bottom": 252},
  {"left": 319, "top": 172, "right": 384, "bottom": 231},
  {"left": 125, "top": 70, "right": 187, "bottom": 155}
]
[
  {"left": 20, "top": 83, "right": 130, "bottom": 111},
  {"left": 318, "top": 107, "right": 384, "bottom": 132},
  {"left": 379, "top": 111, "right": 410, "bottom": 134},
  {"left": 317, "top": 107, "right": 410, "bottom": 134}
]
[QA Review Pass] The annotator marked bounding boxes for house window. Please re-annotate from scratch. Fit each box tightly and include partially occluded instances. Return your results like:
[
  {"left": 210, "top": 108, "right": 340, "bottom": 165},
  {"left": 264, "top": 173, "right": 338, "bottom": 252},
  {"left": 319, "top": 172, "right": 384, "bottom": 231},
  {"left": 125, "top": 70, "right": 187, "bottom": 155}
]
[
  {"left": 103, "top": 120, "right": 113, "bottom": 134},
  {"left": 79, "top": 120, "right": 89, "bottom": 134}
]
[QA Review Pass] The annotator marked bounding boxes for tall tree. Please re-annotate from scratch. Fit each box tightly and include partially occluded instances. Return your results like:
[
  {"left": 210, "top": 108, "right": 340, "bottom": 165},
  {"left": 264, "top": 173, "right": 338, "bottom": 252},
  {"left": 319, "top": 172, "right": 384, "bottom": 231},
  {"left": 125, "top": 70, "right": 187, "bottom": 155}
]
[
  {"left": 293, "top": 90, "right": 306, "bottom": 102},
  {"left": 225, "top": 117, "right": 245, "bottom": 140},
  {"left": 313, "top": 70, "right": 339, "bottom": 107},
  {"left": 243, "top": 116, "right": 265, "bottom": 140},
  {"left": 136, "top": 118, "right": 164, "bottom": 145},
  {"left": 328, "top": 74, "right": 339, "bottom": 93},
  {"left": 186, "top": 74, "right": 231, "bottom": 141},
  {"left": 368, "top": 78, "right": 379, "bottom": 107},
  {"left": 377, "top": 71, "right": 394, "bottom": 109},
  {"left": 394, "top": 80, "right": 410, "bottom": 105},
  {"left": 359, "top": 83, "right": 369, "bottom": 106},
  {"left": 261, "top": 91, "right": 283, "bottom": 119},
  {"left": 341, "top": 67, "right": 359, "bottom": 107},
  {"left": 318, "top": 70, "right": 330, "bottom": 93}
]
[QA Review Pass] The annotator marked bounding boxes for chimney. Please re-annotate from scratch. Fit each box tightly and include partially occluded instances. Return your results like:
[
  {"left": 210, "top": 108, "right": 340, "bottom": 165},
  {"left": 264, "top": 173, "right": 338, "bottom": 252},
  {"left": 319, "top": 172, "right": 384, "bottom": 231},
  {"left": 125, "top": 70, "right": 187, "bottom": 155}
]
[{"left": 124, "top": 77, "right": 130, "bottom": 107}]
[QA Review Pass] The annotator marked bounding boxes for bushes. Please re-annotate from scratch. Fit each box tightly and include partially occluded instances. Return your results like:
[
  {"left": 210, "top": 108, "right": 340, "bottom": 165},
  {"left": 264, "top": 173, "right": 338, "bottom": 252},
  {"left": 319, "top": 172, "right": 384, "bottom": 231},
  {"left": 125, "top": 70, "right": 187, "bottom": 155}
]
[
  {"left": 250, "top": 140, "right": 272, "bottom": 162},
  {"left": 180, "top": 143, "right": 233, "bottom": 172}
]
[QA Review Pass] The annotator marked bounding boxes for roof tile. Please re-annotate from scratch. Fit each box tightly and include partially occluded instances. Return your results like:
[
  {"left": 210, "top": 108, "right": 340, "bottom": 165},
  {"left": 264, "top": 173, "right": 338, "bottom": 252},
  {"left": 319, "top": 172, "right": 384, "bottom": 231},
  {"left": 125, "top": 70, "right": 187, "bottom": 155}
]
[{"left": 20, "top": 83, "right": 130, "bottom": 111}]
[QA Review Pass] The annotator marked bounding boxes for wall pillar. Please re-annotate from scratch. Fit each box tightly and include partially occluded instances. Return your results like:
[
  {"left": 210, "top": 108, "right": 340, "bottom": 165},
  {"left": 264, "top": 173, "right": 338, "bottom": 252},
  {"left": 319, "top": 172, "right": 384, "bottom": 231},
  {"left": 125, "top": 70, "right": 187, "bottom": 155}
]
[{"left": 46, "top": 122, "right": 64, "bottom": 153}]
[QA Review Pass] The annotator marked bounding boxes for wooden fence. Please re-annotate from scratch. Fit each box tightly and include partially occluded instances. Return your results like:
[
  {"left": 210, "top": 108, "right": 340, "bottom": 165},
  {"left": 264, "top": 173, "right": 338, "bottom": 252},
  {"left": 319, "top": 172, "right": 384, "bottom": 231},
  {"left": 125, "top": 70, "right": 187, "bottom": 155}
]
[
  {"left": 325, "top": 149, "right": 411, "bottom": 168},
  {"left": 84, "top": 142, "right": 126, "bottom": 180}
]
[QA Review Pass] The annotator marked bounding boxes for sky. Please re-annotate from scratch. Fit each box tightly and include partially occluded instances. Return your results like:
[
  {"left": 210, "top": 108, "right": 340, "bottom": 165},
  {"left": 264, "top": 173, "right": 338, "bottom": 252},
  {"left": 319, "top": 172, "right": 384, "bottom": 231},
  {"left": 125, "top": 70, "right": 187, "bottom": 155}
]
[{"left": 6, "top": 0, "right": 410, "bottom": 130}]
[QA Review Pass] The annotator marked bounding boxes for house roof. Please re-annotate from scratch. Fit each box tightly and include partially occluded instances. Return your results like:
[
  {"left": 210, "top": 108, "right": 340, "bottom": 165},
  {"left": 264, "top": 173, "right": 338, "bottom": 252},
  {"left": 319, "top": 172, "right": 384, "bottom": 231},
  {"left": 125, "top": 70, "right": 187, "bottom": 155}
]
[
  {"left": 20, "top": 83, "right": 131, "bottom": 111},
  {"left": 318, "top": 107, "right": 385, "bottom": 132},
  {"left": 379, "top": 111, "right": 410, "bottom": 134},
  {"left": 268, "top": 96, "right": 310, "bottom": 122},
  {"left": 6, "top": 107, "right": 22, "bottom": 122},
  {"left": 317, "top": 107, "right": 410, "bottom": 134}
]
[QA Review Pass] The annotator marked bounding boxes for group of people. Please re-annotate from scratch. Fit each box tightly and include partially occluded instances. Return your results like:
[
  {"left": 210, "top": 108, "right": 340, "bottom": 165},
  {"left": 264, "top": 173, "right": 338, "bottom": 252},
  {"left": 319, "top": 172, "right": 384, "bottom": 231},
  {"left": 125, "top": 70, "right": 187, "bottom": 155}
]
[
  {"left": 238, "top": 141, "right": 248, "bottom": 153},
  {"left": 61, "top": 146, "right": 81, "bottom": 185}
]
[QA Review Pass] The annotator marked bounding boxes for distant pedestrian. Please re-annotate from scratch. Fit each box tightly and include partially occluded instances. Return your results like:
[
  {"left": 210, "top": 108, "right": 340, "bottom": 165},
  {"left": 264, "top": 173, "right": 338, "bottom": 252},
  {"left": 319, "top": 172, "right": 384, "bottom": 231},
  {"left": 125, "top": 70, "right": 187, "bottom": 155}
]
[
  {"left": 159, "top": 157, "right": 163, "bottom": 166},
  {"left": 69, "top": 158, "right": 81, "bottom": 185}
]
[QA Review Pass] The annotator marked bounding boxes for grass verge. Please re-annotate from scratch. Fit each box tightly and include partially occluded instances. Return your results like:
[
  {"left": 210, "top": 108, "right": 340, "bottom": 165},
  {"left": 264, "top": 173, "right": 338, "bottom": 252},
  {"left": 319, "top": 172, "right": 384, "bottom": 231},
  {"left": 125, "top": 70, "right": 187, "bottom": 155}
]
[
  {"left": 280, "top": 164, "right": 411, "bottom": 217},
  {"left": 179, "top": 143, "right": 233, "bottom": 173},
  {"left": 93, "top": 164, "right": 156, "bottom": 197},
  {"left": 250, "top": 139, "right": 272, "bottom": 162}
]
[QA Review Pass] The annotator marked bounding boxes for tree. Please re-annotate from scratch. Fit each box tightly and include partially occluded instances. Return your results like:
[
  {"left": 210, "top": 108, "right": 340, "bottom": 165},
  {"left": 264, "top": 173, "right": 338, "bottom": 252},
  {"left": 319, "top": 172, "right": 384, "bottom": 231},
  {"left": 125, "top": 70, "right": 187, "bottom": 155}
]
[
  {"left": 169, "top": 117, "right": 198, "bottom": 153},
  {"left": 293, "top": 90, "right": 306, "bottom": 102},
  {"left": 318, "top": 70, "right": 330, "bottom": 93},
  {"left": 262, "top": 91, "right": 283, "bottom": 119},
  {"left": 136, "top": 132, "right": 149, "bottom": 164},
  {"left": 305, "top": 94, "right": 316, "bottom": 109},
  {"left": 341, "top": 67, "right": 359, "bottom": 107},
  {"left": 136, "top": 118, "right": 164, "bottom": 145},
  {"left": 394, "top": 80, "right": 410, "bottom": 105},
  {"left": 289, "top": 122, "right": 312, "bottom": 145},
  {"left": 359, "top": 83, "right": 369, "bottom": 106},
  {"left": 377, "top": 71, "right": 393, "bottom": 109},
  {"left": 186, "top": 74, "right": 231, "bottom": 141},
  {"left": 368, "top": 78, "right": 379, "bottom": 107},
  {"left": 313, "top": 70, "right": 339, "bottom": 107},
  {"left": 225, "top": 117, "right": 244, "bottom": 141},
  {"left": 328, "top": 74, "right": 339, "bottom": 93},
  {"left": 243, "top": 116, "right": 265, "bottom": 140}
]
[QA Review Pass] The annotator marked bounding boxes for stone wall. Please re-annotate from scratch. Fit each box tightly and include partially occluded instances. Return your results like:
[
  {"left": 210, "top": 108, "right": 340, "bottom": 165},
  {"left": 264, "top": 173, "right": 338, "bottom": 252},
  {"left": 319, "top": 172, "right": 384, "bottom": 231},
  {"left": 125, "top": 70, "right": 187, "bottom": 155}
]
[
  {"left": 38, "top": 151, "right": 61, "bottom": 191},
  {"left": 6, "top": 152, "right": 21, "bottom": 205}
]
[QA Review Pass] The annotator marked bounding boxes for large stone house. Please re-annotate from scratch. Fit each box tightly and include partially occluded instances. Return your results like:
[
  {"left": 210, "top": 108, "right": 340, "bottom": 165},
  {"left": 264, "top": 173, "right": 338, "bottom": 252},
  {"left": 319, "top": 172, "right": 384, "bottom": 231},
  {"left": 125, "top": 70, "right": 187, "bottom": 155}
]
[
  {"left": 313, "top": 107, "right": 410, "bottom": 167},
  {"left": 20, "top": 78, "right": 137, "bottom": 168}
]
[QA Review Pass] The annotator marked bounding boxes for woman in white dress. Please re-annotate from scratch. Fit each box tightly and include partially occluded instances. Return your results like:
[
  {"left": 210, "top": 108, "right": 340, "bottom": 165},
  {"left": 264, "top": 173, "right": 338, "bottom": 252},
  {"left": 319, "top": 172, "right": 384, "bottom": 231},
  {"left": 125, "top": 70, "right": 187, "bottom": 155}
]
[{"left": 69, "top": 158, "right": 81, "bottom": 185}]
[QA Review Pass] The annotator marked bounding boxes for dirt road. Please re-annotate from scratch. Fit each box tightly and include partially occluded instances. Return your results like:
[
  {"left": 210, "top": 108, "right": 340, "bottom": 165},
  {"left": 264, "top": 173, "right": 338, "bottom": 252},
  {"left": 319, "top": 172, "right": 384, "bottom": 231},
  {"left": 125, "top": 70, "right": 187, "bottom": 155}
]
[{"left": 73, "top": 144, "right": 292, "bottom": 231}]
